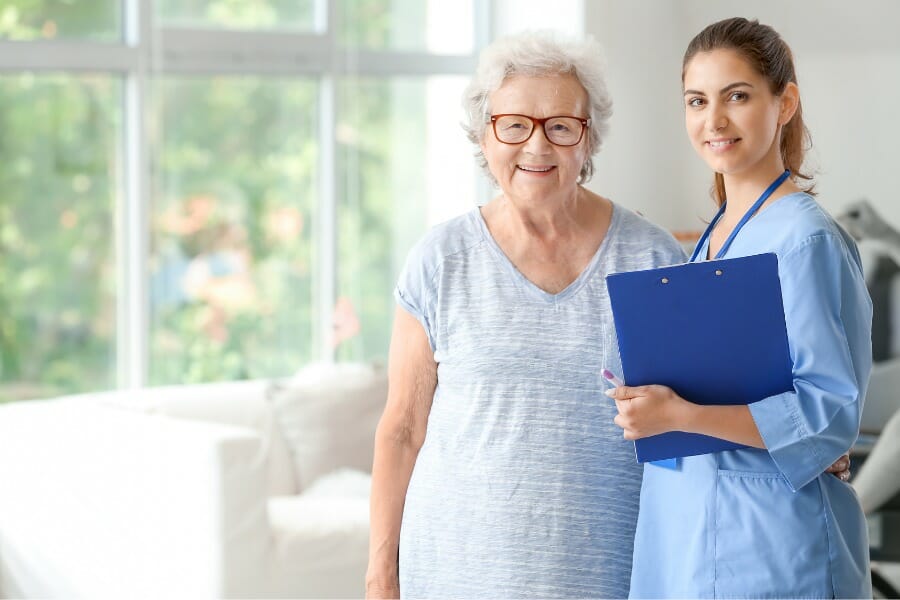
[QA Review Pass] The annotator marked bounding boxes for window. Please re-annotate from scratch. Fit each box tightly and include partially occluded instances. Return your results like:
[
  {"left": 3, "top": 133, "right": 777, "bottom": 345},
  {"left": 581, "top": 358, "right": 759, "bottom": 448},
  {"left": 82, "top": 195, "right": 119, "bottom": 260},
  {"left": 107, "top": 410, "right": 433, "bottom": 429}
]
[
  {"left": 336, "top": 75, "right": 472, "bottom": 362},
  {"left": 149, "top": 76, "right": 320, "bottom": 384},
  {"left": 0, "top": 1, "right": 121, "bottom": 41},
  {"left": 0, "top": 0, "right": 484, "bottom": 401},
  {"left": 0, "top": 73, "right": 121, "bottom": 400},
  {"left": 155, "top": 0, "right": 317, "bottom": 31}
]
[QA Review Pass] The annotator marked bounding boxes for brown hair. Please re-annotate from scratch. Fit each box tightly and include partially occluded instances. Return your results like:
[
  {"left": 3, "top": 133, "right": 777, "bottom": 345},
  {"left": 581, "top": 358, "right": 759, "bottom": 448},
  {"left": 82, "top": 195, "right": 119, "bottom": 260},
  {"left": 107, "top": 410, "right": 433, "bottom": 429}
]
[{"left": 682, "top": 17, "right": 814, "bottom": 206}]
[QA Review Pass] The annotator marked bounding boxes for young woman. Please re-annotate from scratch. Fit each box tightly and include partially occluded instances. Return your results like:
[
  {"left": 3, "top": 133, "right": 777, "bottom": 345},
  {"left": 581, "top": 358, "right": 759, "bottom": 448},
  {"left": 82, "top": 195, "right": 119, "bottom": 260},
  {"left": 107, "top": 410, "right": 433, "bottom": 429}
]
[{"left": 608, "top": 17, "right": 873, "bottom": 598}]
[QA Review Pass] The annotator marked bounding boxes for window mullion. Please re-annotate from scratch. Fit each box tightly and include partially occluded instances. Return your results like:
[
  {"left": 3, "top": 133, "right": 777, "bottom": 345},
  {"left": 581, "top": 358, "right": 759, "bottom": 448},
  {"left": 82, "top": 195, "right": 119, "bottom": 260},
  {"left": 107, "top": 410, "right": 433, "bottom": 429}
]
[
  {"left": 0, "top": 40, "right": 138, "bottom": 72},
  {"left": 155, "top": 28, "right": 330, "bottom": 75},
  {"left": 317, "top": 76, "right": 337, "bottom": 363},
  {"left": 117, "top": 0, "right": 152, "bottom": 389},
  {"left": 315, "top": 0, "right": 339, "bottom": 363}
]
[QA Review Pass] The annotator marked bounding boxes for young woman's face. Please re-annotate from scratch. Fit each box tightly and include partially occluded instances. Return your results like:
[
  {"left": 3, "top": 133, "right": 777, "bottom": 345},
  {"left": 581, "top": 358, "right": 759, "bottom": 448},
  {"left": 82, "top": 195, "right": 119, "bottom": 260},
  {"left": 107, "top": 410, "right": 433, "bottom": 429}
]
[
  {"left": 682, "top": 49, "right": 793, "bottom": 179},
  {"left": 481, "top": 73, "right": 590, "bottom": 202}
]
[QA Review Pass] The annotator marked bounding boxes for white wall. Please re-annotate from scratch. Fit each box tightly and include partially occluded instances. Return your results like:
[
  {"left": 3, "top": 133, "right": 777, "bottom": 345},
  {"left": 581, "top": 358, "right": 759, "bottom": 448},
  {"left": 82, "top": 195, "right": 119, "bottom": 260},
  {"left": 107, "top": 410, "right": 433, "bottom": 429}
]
[
  {"left": 584, "top": 0, "right": 699, "bottom": 230},
  {"left": 584, "top": 0, "right": 900, "bottom": 232}
]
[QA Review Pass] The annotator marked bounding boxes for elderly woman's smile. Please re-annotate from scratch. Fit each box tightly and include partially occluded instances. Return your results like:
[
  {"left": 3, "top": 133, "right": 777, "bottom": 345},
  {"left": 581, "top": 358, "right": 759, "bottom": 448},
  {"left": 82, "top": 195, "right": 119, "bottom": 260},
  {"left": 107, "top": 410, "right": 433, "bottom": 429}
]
[{"left": 517, "top": 164, "right": 555, "bottom": 174}]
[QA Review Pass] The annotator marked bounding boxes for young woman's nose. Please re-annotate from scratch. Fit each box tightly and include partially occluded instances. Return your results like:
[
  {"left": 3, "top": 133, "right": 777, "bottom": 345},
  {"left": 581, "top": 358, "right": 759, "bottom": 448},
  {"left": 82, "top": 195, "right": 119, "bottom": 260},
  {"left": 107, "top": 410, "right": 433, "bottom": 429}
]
[{"left": 706, "top": 104, "right": 728, "bottom": 132}]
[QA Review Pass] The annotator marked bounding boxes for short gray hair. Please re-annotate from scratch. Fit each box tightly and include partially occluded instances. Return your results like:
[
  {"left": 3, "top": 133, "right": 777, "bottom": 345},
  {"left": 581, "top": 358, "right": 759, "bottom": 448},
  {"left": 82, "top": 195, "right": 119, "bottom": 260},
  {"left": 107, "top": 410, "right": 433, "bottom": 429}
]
[{"left": 462, "top": 31, "right": 612, "bottom": 185}]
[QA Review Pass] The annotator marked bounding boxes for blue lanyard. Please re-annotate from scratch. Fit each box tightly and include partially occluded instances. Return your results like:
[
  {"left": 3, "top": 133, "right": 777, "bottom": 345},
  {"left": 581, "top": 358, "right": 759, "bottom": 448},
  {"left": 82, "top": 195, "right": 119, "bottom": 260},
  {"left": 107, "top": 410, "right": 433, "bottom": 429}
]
[{"left": 688, "top": 170, "right": 791, "bottom": 263}]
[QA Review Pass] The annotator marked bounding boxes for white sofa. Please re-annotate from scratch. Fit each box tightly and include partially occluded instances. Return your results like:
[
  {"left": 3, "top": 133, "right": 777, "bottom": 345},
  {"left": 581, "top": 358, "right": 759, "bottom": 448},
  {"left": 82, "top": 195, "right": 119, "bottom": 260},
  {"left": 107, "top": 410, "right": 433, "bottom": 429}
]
[{"left": 0, "top": 367, "right": 384, "bottom": 599}]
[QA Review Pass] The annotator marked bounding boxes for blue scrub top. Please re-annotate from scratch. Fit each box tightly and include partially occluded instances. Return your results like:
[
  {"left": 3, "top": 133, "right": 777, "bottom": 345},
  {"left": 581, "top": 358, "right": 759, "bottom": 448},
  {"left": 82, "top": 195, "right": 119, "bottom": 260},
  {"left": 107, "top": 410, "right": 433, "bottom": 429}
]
[{"left": 629, "top": 193, "right": 873, "bottom": 599}]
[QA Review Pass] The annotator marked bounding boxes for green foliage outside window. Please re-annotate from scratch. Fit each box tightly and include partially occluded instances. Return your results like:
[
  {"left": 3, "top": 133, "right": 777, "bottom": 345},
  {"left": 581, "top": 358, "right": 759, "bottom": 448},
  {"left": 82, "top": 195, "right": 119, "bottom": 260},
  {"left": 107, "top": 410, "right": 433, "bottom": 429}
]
[
  {"left": 149, "top": 77, "right": 319, "bottom": 385},
  {"left": 0, "top": 74, "right": 119, "bottom": 402},
  {"left": 0, "top": 0, "right": 120, "bottom": 40}
]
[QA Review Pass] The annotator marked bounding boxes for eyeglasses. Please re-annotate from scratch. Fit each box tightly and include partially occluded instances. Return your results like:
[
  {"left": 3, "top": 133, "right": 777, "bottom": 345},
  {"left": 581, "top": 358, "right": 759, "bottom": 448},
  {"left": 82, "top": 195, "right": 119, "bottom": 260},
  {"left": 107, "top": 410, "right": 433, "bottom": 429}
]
[{"left": 490, "top": 114, "right": 591, "bottom": 147}]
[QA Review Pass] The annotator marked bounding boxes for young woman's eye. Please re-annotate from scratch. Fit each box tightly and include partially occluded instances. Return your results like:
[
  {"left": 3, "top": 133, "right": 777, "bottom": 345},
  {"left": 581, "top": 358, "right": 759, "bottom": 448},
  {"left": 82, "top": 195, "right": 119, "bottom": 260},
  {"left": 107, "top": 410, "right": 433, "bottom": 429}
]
[
  {"left": 729, "top": 91, "right": 748, "bottom": 101},
  {"left": 687, "top": 97, "right": 704, "bottom": 108}
]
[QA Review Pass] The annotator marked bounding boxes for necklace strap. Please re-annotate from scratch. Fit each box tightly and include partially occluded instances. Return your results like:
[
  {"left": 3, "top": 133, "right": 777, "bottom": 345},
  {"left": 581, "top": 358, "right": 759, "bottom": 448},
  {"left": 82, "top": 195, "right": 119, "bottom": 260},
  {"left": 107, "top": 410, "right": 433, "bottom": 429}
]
[{"left": 689, "top": 169, "right": 791, "bottom": 262}]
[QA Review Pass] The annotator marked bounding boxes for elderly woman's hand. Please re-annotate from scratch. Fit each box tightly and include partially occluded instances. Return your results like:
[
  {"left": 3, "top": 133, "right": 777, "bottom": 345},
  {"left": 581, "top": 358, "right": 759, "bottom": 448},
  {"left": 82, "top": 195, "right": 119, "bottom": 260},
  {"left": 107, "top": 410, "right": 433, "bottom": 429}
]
[
  {"left": 606, "top": 384, "right": 691, "bottom": 440},
  {"left": 826, "top": 453, "right": 851, "bottom": 482}
]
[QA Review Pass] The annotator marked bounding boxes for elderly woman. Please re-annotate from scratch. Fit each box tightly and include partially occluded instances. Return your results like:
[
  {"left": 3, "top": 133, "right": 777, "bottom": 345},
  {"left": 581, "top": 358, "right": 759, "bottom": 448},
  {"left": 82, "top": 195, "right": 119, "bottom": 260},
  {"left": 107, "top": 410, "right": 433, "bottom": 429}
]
[{"left": 365, "top": 31, "right": 684, "bottom": 598}]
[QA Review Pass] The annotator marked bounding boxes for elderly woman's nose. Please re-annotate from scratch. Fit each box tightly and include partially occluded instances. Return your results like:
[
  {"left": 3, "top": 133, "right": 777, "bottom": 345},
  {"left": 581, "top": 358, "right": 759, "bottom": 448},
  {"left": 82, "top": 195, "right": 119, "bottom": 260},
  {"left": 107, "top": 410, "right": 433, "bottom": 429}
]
[{"left": 523, "top": 125, "right": 554, "bottom": 152}]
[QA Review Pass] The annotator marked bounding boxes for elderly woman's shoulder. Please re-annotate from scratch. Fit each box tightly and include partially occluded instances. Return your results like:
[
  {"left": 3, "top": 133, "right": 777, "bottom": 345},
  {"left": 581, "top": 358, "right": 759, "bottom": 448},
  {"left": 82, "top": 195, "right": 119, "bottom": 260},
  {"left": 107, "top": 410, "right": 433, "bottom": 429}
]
[
  {"left": 611, "top": 202, "right": 687, "bottom": 264},
  {"left": 403, "top": 209, "right": 486, "bottom": 269}
]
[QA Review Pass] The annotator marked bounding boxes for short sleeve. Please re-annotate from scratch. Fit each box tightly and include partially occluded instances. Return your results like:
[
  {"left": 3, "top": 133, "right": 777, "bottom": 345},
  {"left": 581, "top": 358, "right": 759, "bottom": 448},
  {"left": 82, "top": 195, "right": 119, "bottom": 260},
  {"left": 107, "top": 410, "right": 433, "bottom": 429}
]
[
  {"left": 660, "top": 238, "right": 689, "bottom": 267},
  {"left": 748, "top": 234, "right": 873, "bottom": 491},
  {"left": 394, "top": 238, "right": 439, "bottom": 352}
]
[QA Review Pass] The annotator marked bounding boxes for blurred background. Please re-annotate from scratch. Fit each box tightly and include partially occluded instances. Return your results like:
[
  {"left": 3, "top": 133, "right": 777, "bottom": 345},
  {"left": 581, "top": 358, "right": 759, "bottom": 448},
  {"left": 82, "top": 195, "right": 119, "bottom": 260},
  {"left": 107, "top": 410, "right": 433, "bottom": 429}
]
[{"left": 1, "top": 0, "right": 898, "bottom": 403}]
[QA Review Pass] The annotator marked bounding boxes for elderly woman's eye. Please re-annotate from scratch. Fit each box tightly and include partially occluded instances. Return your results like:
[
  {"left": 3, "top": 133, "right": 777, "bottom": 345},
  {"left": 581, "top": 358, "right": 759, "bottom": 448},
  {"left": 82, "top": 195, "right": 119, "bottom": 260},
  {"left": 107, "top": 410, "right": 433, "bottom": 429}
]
[{"left": 549, "top": 123, "right": 572, "bottom": 133}]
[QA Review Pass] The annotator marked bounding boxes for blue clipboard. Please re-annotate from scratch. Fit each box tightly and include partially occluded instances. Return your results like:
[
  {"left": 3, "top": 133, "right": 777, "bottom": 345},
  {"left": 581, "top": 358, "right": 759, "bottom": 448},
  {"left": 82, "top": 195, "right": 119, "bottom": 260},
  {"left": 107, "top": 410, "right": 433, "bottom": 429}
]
[{"left": 605, "top": 253, "right": 793, "bottom": 463}]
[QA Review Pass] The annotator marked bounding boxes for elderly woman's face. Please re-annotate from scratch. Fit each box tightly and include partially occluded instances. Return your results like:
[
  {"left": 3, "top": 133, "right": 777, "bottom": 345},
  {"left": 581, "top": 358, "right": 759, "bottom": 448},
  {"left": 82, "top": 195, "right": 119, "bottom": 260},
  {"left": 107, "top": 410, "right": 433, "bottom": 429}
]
[{"left": 482, "top": 73, "right": 590, "bottom": 201}]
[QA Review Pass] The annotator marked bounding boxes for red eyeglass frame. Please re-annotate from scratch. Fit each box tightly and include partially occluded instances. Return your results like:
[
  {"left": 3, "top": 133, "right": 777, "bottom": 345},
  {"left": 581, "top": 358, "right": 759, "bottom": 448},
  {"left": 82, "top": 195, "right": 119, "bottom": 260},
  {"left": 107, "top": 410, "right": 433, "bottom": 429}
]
[{"left": 489, "top": 114, "right": 591, "bottom": 146}]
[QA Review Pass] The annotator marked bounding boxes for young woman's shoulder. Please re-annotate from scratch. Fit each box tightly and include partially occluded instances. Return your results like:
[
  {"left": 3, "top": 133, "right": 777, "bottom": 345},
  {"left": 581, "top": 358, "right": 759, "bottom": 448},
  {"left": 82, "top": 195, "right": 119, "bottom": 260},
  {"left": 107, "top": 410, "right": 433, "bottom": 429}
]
[{"left": 763, "top": 193, "right": 858, "bottom": 260}]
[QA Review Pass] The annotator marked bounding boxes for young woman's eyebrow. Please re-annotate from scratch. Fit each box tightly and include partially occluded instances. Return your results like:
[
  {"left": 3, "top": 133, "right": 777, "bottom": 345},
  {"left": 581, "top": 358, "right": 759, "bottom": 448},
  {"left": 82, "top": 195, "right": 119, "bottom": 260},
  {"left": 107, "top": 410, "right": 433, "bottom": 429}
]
[
  {"left": 683, "top": 81, "right": 755, "bottom": 97},
  {"left": 720, "top": 81, "right": 754, "bottom": 93}
]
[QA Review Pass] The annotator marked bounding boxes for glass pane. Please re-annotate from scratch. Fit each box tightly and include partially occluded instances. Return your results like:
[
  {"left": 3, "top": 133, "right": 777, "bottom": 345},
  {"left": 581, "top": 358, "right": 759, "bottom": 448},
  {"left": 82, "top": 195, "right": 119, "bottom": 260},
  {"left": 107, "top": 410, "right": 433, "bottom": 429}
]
[
  {"left": 150, "top": 76, "right": 318, "bottom": 384},
  {"left": 0, "top": 73, "right": 121, "bottom": 402},
  {"left": 0, "top": 0, "right": 121, "bottom": 41},
  {"left": 336, "top": 76, "right": 474, "bottom": 362},
  {"left": 339, "top": 0, "right": 475, "bottom": 54},
  {"left": 155, "top": 0, "right": 316, "bottom": 31}
]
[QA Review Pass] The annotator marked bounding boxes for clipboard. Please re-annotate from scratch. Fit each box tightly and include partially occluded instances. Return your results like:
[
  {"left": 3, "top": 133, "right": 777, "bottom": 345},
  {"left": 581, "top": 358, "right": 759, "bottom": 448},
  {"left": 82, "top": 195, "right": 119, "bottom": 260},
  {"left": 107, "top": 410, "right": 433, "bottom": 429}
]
[{"left": 605, "top": 253, "right": 793, "bottom": 463}]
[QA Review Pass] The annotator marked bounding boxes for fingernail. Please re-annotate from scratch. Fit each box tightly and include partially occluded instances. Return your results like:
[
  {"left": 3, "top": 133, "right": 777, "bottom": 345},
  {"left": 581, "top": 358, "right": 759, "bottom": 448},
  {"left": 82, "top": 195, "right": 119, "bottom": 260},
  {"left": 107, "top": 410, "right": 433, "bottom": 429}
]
[{"left": 604, "top": 389, "right": 616, "bottom": 397}]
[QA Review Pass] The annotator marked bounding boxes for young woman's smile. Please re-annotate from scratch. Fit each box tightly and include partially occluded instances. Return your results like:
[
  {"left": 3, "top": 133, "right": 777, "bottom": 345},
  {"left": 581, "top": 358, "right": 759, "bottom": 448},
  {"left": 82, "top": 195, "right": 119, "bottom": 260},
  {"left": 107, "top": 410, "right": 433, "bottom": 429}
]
[{"left": 705, "top": 137, "right": 741, "bottom": 152}]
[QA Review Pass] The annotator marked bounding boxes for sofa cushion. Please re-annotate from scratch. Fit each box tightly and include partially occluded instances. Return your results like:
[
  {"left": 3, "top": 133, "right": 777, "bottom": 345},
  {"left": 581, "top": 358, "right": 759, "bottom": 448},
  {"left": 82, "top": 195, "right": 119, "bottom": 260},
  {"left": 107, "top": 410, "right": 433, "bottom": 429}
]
[
  {"left": 267, "top": 471, "right": 370, "bottom": 598},
  {"left": 267, "top": 362, "right": 387, "bottom": 491}
]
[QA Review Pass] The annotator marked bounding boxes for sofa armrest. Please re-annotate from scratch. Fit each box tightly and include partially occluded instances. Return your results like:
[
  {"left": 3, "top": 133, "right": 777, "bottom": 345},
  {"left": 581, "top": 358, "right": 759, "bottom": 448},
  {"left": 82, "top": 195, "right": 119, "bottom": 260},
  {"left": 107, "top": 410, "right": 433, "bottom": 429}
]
[
  {"left": 85, "top": 380, "right": 297, "bottom": 497},
  {"left": 0, "top": 400, "right": 272, "bottom": 599}
]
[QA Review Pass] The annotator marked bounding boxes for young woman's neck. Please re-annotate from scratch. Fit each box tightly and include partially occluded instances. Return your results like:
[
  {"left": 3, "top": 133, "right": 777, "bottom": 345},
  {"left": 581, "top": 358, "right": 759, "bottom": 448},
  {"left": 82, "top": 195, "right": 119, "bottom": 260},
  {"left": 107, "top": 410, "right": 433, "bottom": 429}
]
[{"left": 721, "top": 160, "right": 798, "bottom": 219}]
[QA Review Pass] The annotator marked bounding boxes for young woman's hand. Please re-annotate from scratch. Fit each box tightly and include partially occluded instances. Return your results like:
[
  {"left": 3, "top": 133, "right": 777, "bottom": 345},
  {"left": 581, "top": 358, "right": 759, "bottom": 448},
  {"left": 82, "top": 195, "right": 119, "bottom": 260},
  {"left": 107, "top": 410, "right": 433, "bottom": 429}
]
[
  {"left": 607, "top": 384, "right": 855, "bottom": 481},
  {"left": 607, "top": 384, "right": 692, "bottom": 440}
]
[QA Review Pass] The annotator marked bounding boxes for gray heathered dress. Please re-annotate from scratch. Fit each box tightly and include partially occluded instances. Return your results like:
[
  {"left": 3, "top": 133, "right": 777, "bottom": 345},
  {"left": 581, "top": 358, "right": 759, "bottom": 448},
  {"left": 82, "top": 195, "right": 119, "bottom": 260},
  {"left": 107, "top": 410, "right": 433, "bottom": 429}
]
[{"left": 395, "top": 203, "right": 686, "bottom": 599}]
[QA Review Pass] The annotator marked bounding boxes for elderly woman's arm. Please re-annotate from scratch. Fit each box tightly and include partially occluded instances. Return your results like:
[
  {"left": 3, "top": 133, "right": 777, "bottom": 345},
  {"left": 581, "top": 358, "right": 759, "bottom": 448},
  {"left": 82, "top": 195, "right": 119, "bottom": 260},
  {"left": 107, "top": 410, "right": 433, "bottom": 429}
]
[{"left": 366, "top": 306, "right": 437, "bottom": 599}]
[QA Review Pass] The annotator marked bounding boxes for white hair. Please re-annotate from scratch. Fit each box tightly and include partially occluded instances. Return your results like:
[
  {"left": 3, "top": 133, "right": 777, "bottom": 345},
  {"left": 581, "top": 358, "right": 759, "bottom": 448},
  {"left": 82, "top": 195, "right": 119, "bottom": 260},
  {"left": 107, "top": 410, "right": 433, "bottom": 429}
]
[{"left": 462, "top": 30, "right": 613, "bottom": 185}]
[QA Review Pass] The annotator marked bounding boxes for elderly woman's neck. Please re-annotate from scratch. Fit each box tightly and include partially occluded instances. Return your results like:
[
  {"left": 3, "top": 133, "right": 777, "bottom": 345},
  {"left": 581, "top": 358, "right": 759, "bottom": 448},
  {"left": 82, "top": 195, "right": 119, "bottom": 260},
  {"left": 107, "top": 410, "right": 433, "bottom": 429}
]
[{"left": 495, "top": 185, "right": 595, "bottom": 239}]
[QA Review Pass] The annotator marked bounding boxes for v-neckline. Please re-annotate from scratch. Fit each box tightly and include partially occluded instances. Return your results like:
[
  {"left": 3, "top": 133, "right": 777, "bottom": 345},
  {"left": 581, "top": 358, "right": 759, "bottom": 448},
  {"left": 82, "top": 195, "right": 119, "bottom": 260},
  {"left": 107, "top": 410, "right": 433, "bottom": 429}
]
[{"left": 472, "top": 204, "right": 619, "bottom": 303}]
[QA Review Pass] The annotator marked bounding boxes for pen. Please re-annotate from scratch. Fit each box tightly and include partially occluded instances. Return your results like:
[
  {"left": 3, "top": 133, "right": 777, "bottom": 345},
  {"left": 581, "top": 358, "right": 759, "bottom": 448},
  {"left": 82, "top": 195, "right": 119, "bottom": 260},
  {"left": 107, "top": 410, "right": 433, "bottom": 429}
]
[{"left": 601, "top": 368, "right": 625, "bottom": 387}]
